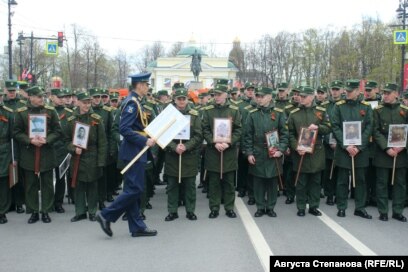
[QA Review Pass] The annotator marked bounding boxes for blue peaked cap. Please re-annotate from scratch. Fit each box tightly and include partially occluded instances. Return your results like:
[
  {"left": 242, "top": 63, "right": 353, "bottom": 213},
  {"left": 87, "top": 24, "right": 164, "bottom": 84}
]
[{"left": 129, "top": 72, "right": 151, "bottom": 85}]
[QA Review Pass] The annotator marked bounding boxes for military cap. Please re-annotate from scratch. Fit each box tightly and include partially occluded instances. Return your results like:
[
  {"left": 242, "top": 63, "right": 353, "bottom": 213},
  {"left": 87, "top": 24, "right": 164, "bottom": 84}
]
[
  {"left": 17, "top": 81, "right": 29, "bottom": 90},
  {"left": 316, "top": 85, "right": 328, "bottom": 93},
  {"left": 157, "top": 90, "right": 169, "bottom": 96},
  {"left": 382, "top": 82, "right": 398, "bottom": 92},
  {"left": 172, "top": 82, "right": 184, "bottom": 89},
  {"left": 198, "top": 91, "right": 209, "bottom": 98},
  {"left": 76, "top": 91, "right": 92, "bottom": 101},
  {"left": 213, "top": 84, "right": 228, "bottom": 94},
  {"left": 277, "top": 82, "right": 289, "bottom": 90},
  {"left": 88, "top": 88, "right": 100, "bottom": 96},
  {"left": 129, "top": 72, "right": 151, "bottom": 85},
  {"left": 110, "top": 92, "right": 119, "bottom": 100},
  {"left": 299, "top": 86, "right": 315, "bottom": 96},
  {"left": 330, "top": 80, "right": 344, "bottom": 89},
  {"left": 51, "top": 88, "right": 65, "bottom": 97},
  {"left": 344, "top": 80, "right": 360, "bottom": 91},
  {"left": 61, "top": 88, "right": 72, "bottom": 96},
  {"left": 5, "top": 80, "right": 18, "bottom": 91},
  {"left": 208, "top": 89, "right": 214, "bottom": 95},
  {"left": 365, "top": 80, "right": 378, "bottom": 90},
  {"left": 174, "top": 88, "right": 188, "bottom": 98},
  {"left": 291, "top": 86, "right": 302, "bottom": 95},
  {"left": 230, "top": 87, "right": 239, "bottom": 94},
  {"left": 214, "top": 78, "right": 229, "bottom": 86},
  {"left": 27, "top": 86, "right": 45, "bottom": 96},
  {"left": 244, "top": 82, "right": 255, "bottom": 89},
  {"left": 100, "top": 89, "right": 109, "bottom": 96},
  {"left": 256, "top": 87, "right": 274, "bottom": 96}
]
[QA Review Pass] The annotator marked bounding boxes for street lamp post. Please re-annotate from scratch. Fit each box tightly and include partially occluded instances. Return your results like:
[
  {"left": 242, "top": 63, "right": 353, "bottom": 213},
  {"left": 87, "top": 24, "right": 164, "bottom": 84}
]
[
  {"left": 8, "top": 0, "right": 18, "bottom": 80},
  {"left": 397, "top": 0, "right": 408, "bottom": 92}
]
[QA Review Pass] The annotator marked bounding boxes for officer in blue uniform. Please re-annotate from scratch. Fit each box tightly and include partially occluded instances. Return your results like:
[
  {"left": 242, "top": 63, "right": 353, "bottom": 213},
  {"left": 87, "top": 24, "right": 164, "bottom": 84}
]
[{"left": 96, "top": 72, "right": 157, "bottom": 238}]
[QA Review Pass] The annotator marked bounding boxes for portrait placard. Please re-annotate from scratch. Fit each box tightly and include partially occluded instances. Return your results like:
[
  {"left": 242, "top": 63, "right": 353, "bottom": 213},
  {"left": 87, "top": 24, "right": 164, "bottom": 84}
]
[
  {"left": 58, "top": 153, "right": 72, "bottom": 177},
  {"left": 297, "top": 127, "right": 317, "bottom": 154},
  {"left": 387, "top": 124, "right": 408, "bottom": 148},
  {"left": 343, "top": 121, "right": 362, "bottom": 146},
  {"left": 213, "top": 118, "right": 232, "bottom": 143},
  {"left": 265, "top": 130, "right": 279, "bottom": 148},
  {"left": 72, "top": 122, "right": 90, "bottom": 149},
  {"left": 28, "top": 114, "right": 47, "bottom": 138},
  {"left": 174, "top": 115, "right": 191, "bottom": 140}
]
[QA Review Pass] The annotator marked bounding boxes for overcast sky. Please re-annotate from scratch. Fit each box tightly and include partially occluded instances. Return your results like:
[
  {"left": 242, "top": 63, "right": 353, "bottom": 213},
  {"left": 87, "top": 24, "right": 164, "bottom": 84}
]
[{"left": 0, "top": 0, "right": 399, "bottom": 56}]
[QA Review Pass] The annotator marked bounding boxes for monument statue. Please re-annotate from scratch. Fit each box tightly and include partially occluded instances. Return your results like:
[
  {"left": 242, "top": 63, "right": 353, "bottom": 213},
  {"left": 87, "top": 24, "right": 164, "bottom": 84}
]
[{"left": 190, "top": 49, "right": 202, "bottom": 82}]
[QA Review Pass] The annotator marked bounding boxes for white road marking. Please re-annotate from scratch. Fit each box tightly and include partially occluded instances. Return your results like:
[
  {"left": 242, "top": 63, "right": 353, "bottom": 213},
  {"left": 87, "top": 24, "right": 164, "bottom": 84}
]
[{"left": 235, "top": 197, "right": 273, "bottom": 272}]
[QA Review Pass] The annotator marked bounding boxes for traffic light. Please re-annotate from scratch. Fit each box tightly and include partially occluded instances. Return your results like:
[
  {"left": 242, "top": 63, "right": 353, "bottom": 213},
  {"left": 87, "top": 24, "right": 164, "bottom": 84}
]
[{"left": 58, "top": 32, "right": 63, "bottom": 47}]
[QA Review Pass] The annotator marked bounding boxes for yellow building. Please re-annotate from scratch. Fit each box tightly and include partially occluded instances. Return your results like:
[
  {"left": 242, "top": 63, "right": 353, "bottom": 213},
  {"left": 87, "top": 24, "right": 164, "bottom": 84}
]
[{"left": 148, "top": 44, "right": 238, "bottom": 93}]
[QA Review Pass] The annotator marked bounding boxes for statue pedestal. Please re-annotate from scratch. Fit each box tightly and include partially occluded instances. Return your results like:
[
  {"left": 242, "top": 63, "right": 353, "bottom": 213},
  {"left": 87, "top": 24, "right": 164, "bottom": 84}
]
[{"left": 188, "top": 81, "right": 203, "bottom": 90}]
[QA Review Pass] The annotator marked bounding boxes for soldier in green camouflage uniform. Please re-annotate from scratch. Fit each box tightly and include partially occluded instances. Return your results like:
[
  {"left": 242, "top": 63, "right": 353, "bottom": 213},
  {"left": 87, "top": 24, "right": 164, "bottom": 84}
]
[
  {"left": 202, "top": 84, "right": 242, "bottom": 218},
  {"left": 331, "top": 80, "right": 373, "bottom": 219},
  {"left": 372, "top": 83, "right": 408, "bottom": 222},
  {"left": 13, "top": 86, "right": 62, "bottom": 224},
  {"left": 65, "top": 91, "right": 107, "bottom": 222},
  {"left": 164, "top": 88, "right": 203, "bottom": 221},
  {"left": 243, "top": 87, "right": 288, "bottom": 217},
  {"left": 287, "top": 86, "right": 331, "bottom": 216}
]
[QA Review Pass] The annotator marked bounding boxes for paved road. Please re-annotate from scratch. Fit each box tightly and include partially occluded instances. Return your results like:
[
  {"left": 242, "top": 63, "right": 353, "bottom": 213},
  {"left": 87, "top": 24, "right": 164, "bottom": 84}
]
[{"left": 1, "top": 178, "right": 408, "bottom": 272}]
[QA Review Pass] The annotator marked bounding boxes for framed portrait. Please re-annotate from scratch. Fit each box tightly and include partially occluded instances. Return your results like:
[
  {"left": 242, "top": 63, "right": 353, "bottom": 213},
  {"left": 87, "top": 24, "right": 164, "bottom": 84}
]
[
  {"left": 265, "top": 130, "right": 279, "bottom": 148},
  {"left": 387, "top": 124, "right": 408, "bottom": 148},
  {"left": 343, "top": 121, "right": 362, "bottom": 146},
  {"left": 213, "top": 118, "right": 232, "bottom": 143},
  {"left": 72, "top": 122, "right": 90, "bottom": 149},
  {"left": 28, "top": 114, "right": 47, "bottom": 138},
  {"left": 58, "top": 153, "right": 72, "bottom": 177},
  {"left": 174, "top": 115, "right": 191, "bottom": 140},
  {"left": 297, "top": 127, "right": 317, "bottom": 154}
]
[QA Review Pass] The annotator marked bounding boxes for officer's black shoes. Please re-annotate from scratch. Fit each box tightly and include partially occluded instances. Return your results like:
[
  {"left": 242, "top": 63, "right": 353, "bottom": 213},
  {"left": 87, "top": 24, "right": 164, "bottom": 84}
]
[
  {"left": 146, "top": 202, "right": 152, "bottom": 209},
  {"left": 392, "top": 213, "right": 407, "bottom": 222},
  {"left": 379, "top": 213, "right": 388, "bottom": 221},
  {"left": 16, "top": 205, "right": 25, "bottom": 214},
  {"left": 41, "top": 213, "right": 51, "bottom": 223},
  {"left": 165, "top": 213, "right": 179, "bottom": 221},
  {"left": 106, "top": 195, "right": 114, "bottom": 202},
  {"left": 197, "top": 182, "right": 204, "bottom": 189},
  {"left": 285, "top": 197, "right": 294, "bottom": 204},
  {"left": 186, "top": 212, "right": 197, "bottom": 220},
  {"left": 326, "top": 196, "right": 334, "bottom": 206},
  {"left": 96, "top": 212, "right": 113, "bottom": 237},
  {"left": 122, "top": 214, "right": 128, "bottom": 221},
  {"left": 320, "top": 192, "right": 325, "bottom": 199},
  {"left": 0, "top": 214, "right": 7, "bottom": 224},
  {"left": 209, "top": 210, "right": 219, "bottom": 219},
  {"left": 308, "top": 208, "right": 322, "bottom": 216},
  {"left": 55, "top": 205, "right": 65, "bottom": 213},
  {"left": 71, "top": 214, "right": 87, "bottom": 222},
  {"left": 202, "top": 187, "right": 208, "bottom": 194},
  {"left": 98, "top": 202, "right": 106, "bottom": 210},
  {"left": 237, "top": 191, "right": 246, "bottom": 198},
  {"left": 254, "top": 209, "right": 265, "bottom": 217},
  {"left": 297, "top": 209, "right": 305, "bottom": 217},
  {"left": 89, "top": 214, "right": 96, "bottom": 222},
  {"left": 28, "top": 212, "right": 39, "bottom": 224},
  {"left": 266, "top": 209, "right": 277, "bottom": 217},
  {"left": 354, "top": 209, "right": 372, "bottom": 219},
  {"left": 141, "top": 213, "right": 146, "bottom": 220},
  {"left": 337, "top": 209, "right": 346, "bottom": 217},
  {"left": 131, "top": 228, "right": 157, "bottom": 237},
  {"left": 247, "top": 198, "right": 255, "bottom": 205},
  {"left": 226, "top": 210, "right": 237, "bottom": 218}
]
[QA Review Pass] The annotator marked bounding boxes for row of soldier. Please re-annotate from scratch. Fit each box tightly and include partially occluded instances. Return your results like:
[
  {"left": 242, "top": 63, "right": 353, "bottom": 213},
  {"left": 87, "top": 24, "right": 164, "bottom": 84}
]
[{"left": 0, "top": 77, "right": 407, "bottom": 225}]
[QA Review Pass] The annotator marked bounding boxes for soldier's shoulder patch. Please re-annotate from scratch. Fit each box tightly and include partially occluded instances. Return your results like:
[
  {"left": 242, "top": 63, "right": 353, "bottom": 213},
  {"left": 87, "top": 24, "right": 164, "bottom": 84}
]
[
  {"left": 335, "top": 100, "right": 345, "bottom": 106},
  {"left": 290, "top": 108, "right": 300, "bottom": 114},
  {"left": 2, "top": 105, "right": 13, "bottom": 113},
  {"left": 233, "top": 100, "right": 243, "bottom": 105},
  {"left": 91, "top": 113, "right": 102, "bottom": 120},
  {"left": 244, "top": 105, "right": 253, "bottom": 110},
  {"left": 17, "top": 106, "right": 27, "bottom": 112},
  {"left": 64, "top": 107, "right": 73, "bottom": 113},
  {"left": 320, "top": 101, "right": 330, "bottom": 106},
  {"left": 229, "top": 105, "right": 239, "bottom": 110},
  {"left": 375, "top": 104, "right": 384, "bottom": 110},
  {"left": 284, "top": 104, "right": 294, "bottom": 109},
  {"left": 44, "top": 105, "right": 55, "bottom": 110},
  {"left": 203, "top": 105, "right": 214, "bottom": 110},
  {"left": 103, "top": 105, "right": 112, "bottom": 112},
  {"left": 19, "top": 100, "right": 27, "bottom": 105},
  {"left": 67, "top": 116, "right": 76, "bottom": 122},
  {"left": 361, "top": 101, "right": 370, "bottom": 106},
  {"left": 316, "top": 106, "right": 326, "bottom": 112},
  {"left": 400, "top": 104, "right": 408, "bottom": 111},
  {"left": 249, "top": 108, "right": 258, "bottom": 113},
  {"left": 189, "top": 109, "right": 198, "bottom": 116},
  {"left": 274, "top": 107, "right": 284, "bottom": 113},
  {"left": 143, "top": 105, "right": 153, "bottom": 112}
]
